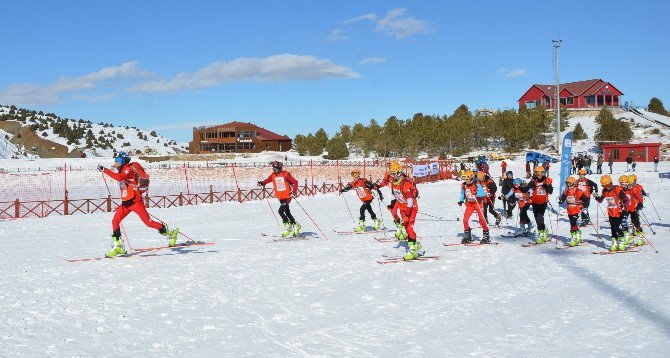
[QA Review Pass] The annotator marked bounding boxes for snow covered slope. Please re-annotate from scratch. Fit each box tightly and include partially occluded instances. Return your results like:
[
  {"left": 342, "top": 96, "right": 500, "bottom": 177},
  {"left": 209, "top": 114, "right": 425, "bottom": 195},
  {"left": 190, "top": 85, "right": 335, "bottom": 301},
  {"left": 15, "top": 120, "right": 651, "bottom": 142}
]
[
  {"left": 0, "top": 105, "right": 188, "bottom": 157},
  {"left": 0, "top": 128, "right": 22, "bottom": 159},
  {"left": 1, "top": 160, "right": 669, "bottom": 356}
]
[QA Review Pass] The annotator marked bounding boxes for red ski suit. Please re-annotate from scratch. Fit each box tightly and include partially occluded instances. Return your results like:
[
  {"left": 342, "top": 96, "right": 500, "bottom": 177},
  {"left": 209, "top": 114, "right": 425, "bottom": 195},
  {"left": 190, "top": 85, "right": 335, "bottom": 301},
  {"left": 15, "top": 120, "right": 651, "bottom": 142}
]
[
  {"left": 460, "top": 181, "right": 489, "bottom": 231},
  {"left": 389, "top": 178, "right": 419, "bottom": 240},
  {"left": 103, "top": 164, "right": 162, "bottom": 233},
  {"left": 261, "top": 171, "right": 299, "bottom": 202}
]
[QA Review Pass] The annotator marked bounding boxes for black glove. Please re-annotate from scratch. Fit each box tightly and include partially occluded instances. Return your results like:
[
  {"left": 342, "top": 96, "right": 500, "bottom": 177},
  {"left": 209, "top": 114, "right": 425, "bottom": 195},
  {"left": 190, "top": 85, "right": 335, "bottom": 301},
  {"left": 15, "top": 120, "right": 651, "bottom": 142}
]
[
  {"left": 458, "top": 201, "right": 463, "bottom": 206},
  {"left": 387, "top": 204, "right": 393, "bottom": 210},
  {"left": 257, "top": 181, "right": 263, "bottom": 187},
  {"left": 558, "top": 199, "right": 564, "bottom": 204},
  {"left": 291, "top": 192, "right": 297, "bottom": 198},
  {"left": 97, "top": 165, "right": 104, "bottom": 172},
  {"left": 637, "top": 203, "right": 643, "bottom": 210},
  {"left": 339, "top": 189, "right": 344, "bottom": 193},
  {"left": 379, "top": 194, "right": 384, "bottom": 201}
]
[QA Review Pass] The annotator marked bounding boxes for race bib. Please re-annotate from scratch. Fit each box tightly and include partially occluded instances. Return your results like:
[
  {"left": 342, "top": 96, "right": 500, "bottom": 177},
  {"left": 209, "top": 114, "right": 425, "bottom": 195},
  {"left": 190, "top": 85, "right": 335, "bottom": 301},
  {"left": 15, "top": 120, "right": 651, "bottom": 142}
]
[
  {"left": 515, "top": 192, "right": 524, "bottom": 200},
  {"left": 536, "top": 186, "right": 546, "bottom": 196},
  {"left": 274, "top": 177, "right": 287, "bottom": 192},
  {"left": 465, "top": 189, "right": 477, "bottom": 202},
  {"left": 567, "top": 196, "right": 576, "bottom": 204},
  {"left": 355, "top": 187, "right": 367, "bottom": 198},
  {"left": 392, "top": 188, "right": 407, "bottom": 204},
  {"left": 605, "top": 197, "right": 616, "bottom": 208},
  {"left": 578, "top": 182, "right": 586, "bottom": 191}
]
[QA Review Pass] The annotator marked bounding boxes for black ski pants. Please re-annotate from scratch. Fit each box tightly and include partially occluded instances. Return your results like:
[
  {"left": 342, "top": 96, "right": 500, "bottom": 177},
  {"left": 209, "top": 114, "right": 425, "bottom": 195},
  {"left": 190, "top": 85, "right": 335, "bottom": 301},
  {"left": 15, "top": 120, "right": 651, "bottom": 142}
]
[
  {"left": 609, "top": 216, "right": 624, "bottom": 239},
  {"left": 278, "top": 199, "right": 296, "bottom": 224},
  {"left": 531, "top": 203, "right": 548, "bottom": 231},
  {"left": 359, "top": 199, "right": 377, "bottom": 221}
]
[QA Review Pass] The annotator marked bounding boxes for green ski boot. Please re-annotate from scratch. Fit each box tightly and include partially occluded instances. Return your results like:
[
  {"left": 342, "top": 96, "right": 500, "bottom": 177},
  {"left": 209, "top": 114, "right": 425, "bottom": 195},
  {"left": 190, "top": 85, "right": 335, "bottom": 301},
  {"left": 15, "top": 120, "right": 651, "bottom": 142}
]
[
  {"left": 394, "top": 220, "right": 407, "bottom": 240},
  {"left": 354, "top": 219, "right": 366, "bottom": 233},
  {"left": 610, "top": 238, "right": 619, "bottom": 252},
  {"left": 622, "top": 231, "right": 632, "bottom": 246},
  {"left": 635, "top": 237, "right": 645, "bottom": 246},
  {"left": 403, "top": 241, "right": 423, "bottom": 260},
  {"left": 618, "top": 237, "right": 627, "bottom": 251},
  {"left": 105, "top": 237, "right": 126, "bottom": 258},
  {"left": 568, "top": 230, "right": 581, "bottom": 247},
  {"left": 373, "top": 218, "right": 382, "bottom": 230},
  {"left": 161, "top": 226, "right": 180, "bottom": 247},
  {"left": 281, "top": 222, "right": 293, "bottom": 237},
  {"left": 292, "top": 222, "right": 302, "bottom": 237},
  {"left": 536, "top": 230, "right": 548, "bottom": 244}
]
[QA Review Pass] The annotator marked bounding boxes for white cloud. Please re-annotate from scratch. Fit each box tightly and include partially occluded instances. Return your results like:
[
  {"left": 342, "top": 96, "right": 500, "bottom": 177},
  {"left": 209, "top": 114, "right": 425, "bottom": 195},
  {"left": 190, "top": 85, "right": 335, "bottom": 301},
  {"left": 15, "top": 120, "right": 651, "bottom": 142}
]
[
  {"left": 340, "top": 13, "right": 377, "bottom": 24},
  {"left": 326, "top": 29, "right": 350, "bottom": 42},
  {"left": 359, "top": 57, "right": 386, "bottom": 65},
  {"left": 131, "top": 54, "right": 360, "bottom": 93},
  {"left": 498, "top": 68, "right": 528, "bottom": 78},
  {"left": 0, "top": 61, "right": 154, "bottom": 105},
  {"left": 375, "top": 8, "right": 431, "bottom": 40}
]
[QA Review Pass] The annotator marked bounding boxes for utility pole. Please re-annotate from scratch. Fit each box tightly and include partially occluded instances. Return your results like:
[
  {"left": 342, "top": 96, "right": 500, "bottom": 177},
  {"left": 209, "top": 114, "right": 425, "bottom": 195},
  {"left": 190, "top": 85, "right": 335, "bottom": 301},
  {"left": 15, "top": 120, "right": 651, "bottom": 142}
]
[{"left": 553, "top": 38, "right": 562, "bottom": 155}]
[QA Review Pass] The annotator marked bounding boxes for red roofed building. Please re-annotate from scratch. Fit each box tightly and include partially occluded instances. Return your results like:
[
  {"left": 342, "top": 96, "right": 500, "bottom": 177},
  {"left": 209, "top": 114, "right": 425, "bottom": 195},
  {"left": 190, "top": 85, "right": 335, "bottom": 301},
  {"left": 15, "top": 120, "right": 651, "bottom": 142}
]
[
  {"left": 189, "top": 122, "right": 292, "bottom": 154},
  {"left": 518, "top": 79, "right": 623, "bottom": 109}
]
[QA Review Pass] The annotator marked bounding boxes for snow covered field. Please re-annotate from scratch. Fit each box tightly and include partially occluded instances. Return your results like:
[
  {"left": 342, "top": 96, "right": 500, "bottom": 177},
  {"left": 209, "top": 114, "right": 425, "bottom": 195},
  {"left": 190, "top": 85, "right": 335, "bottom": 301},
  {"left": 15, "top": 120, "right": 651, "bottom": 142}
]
[{"left": 1, "top": 160, "right": 669, "bottom": 356}]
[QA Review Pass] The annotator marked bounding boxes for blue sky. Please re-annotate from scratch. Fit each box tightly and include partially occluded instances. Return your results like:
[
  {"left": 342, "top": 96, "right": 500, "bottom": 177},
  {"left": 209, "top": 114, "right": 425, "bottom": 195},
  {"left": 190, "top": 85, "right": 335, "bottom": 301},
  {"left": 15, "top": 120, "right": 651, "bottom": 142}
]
[{"left": 0, "top": 0, "right": 668, "bottom": 142}]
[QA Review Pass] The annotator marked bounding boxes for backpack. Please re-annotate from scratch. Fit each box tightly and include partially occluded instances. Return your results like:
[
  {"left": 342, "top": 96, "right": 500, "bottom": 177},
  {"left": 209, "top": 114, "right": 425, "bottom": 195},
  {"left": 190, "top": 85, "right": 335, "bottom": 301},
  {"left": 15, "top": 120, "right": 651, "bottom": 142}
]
[{"left": 129, "top": 162, "right": 150, "bottom": 193}]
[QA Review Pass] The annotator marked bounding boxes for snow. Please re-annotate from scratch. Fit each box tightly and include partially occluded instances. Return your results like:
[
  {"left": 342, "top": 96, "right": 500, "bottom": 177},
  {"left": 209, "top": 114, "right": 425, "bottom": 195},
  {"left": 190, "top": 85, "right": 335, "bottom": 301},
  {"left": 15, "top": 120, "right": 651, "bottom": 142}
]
[
  {"left": 0, "top": 129, "right": 22, "bottom": 159},
  {"left": 639, "top": 109, "right": 670, "bottom": 127},
  {"left": 1, "top": 159, "right": 669, "bottom": 356},
  {"left": 0, "top": 105, "right": 187, "bottom": 158}
]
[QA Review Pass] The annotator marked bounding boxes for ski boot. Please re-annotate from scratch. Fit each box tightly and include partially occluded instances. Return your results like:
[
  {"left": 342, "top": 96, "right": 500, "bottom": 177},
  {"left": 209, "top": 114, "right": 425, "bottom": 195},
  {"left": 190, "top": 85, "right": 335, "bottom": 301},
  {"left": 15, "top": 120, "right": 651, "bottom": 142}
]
[
  {"left": 480, "top": 230, "right": 491, "bottom": 244},
  {"left": 403, "top": 241, "right": 423, "bottom": 260},
  {"left": 618, "top": 236, "right": 628, "bottom": 251},
  {"left": 610, "top": 238, "right": 619, "bottom": 252},
  {"left": 635, "top": 232, "right": 645, "bottom": 246},
  {"left": 161, "top": 226, "right": 180, "bottom": 247},
  {"left": 536, "top": 230, "right": 548, "bottom": 244},
  {"left": 461, "top": 229, "right": 473, "bottom": 244},
  {"left": 373, "top": 218, "right": 382, "bottom": 231},
  {"left": 394, "top": 221, "right": 408, "bottom": 241},
  {"left": 354, "top": 219, "right": 366, "bottom": 233},
  {"left": 281, "top": 222, "right": 293, "bottom": 237},
  {"left": 105, "top": 237, "right": 127, "bottom": 258},
  {"left": 292, "top": 222, "right": 302, "bottom": 237},
  {"left": 568, "top": 230, "right": 582, "bottom": 247}
]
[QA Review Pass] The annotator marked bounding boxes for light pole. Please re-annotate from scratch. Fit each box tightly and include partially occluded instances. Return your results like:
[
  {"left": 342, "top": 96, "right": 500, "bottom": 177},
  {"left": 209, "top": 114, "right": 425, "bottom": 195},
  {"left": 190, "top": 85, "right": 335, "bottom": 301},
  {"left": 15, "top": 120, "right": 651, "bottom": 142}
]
[{"left": 553, "top": 38, "right": 562, "bottom": 155}]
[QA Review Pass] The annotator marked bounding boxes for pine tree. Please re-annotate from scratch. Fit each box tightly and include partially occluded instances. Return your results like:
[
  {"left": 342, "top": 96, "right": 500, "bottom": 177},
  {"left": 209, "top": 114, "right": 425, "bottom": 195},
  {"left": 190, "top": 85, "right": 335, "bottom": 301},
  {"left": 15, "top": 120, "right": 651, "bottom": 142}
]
[
  {"left": 594, "top": 107, "right": 633, "bottom": 142},
  {"left": 325, "top": 136, "right": 349, "bottom": 159},
  {"left": 572, "top": 122, "right": 588, "bottom": 141},
  {"left": 314, "top": 128, "right": 329, "bottom": 154},
  {"left": 648, "top": 97, "right": 668, "bottom": 116}
]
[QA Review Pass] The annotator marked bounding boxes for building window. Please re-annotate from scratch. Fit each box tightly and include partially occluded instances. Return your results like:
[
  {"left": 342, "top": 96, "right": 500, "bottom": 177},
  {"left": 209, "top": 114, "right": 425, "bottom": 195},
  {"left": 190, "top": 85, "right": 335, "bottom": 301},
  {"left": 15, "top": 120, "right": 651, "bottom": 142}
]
[
  {"left": 567, "top": 97, "right": 574, "bottom": 105},
  {"left": 560, "top": 98, "right": 566, "bottom": 105},
  {"left": 224, "top": 143, "right": 236, "bottom": 152},
  {"left": 237, "top": 142, "right": 256, "bottom": 150},
  {"left": 586, "top": 96, "right": 595, "bottom": 104},
  {"left": 525, "top": 101, "right": 536, "bottom": 109},
  {"left": 611, "top": 149, "right": 620, "bottom": 160},
  {"left": 200, "top": 133, "right": 204, "bottom": 140},
  {"left": 238, "top": 130, "right": 256, "bottom": 138}
]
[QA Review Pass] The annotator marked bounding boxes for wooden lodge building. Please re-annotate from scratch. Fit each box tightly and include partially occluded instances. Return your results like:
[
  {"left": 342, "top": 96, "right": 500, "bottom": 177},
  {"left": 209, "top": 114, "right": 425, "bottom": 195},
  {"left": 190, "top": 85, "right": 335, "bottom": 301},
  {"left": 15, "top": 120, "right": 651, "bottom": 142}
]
[
  {"left": 518, "top": 79, "right": 623, "bottom": 109},
  {"left": 189, "top": 122, "right": 292, "bottom": 154}
]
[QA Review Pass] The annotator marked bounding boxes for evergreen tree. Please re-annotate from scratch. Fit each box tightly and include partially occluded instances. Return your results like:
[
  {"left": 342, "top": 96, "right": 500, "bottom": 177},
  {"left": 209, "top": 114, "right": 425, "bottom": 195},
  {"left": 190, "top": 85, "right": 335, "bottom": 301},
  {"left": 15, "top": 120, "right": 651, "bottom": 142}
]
[
  {"left": 572, "top": 122, "right": 588, "bottom": 141},
  {"left": 648, "top": 97, "right": 668, "bottom": 116},
  {"left": 338, "top": 124, "right": 352, "bottom": 143},
  {"left": 594, "top": 107, "right": 633, "bottom": 142},
  {"left": 325, "top": 136, "right": 349, "bottom": 159},
  {"left": 314, "top": 128, "right": 329, "bottom": 153}
]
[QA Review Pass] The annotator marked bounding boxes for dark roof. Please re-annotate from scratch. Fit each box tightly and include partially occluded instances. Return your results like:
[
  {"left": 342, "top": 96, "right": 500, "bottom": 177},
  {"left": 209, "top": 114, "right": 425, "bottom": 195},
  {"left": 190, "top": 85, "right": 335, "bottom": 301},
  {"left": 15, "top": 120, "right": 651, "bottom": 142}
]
[
  {"left": 533, "top": 79, "right": 603, "bottom": 98},
  {"left": 196, "top": 121, "right": 290, "bottom": 141}
]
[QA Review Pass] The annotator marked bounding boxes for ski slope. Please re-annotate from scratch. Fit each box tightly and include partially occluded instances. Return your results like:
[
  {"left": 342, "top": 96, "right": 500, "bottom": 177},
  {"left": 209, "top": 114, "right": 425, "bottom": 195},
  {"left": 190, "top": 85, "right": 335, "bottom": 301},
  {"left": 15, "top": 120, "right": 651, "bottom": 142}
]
[{"left": 1, "top": 160, "right": 669, "bottom": 356}]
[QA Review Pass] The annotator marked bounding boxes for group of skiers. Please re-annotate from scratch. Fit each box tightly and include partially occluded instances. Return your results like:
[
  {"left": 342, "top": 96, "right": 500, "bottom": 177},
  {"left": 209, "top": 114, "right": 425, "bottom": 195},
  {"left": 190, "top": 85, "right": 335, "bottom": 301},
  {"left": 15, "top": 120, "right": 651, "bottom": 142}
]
[{"left": 99, "top": 151, "right": 652, "bottom": 260}]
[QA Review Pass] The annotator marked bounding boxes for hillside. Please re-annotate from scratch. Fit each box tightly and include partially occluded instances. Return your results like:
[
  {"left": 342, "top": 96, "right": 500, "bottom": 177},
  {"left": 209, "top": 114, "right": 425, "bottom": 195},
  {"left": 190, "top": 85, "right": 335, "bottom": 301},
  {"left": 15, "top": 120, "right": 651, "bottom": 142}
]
[{"left": 0, "top": 105, "right": 188, "bottom": 158}]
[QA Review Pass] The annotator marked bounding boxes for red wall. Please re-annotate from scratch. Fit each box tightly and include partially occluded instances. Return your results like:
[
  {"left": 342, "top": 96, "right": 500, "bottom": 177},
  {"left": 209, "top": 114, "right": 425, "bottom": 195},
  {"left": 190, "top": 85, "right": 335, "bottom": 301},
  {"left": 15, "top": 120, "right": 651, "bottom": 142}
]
[
  {"left": 602, "top": 144, "right": 661, "bottom": 162},
  {"left": 518, "top": 86, "right": 547, "bottom": 108}
]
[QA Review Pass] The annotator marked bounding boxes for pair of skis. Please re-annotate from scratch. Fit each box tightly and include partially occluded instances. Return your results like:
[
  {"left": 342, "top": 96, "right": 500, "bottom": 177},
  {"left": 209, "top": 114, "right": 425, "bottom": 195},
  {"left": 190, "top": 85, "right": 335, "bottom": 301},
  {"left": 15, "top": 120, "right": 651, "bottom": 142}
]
[
  {"left": 377, "top": 252, "right": 441, "bottom": 264},
  {"left": 64, "top": 240, "right": 215, "bottom": 263}
]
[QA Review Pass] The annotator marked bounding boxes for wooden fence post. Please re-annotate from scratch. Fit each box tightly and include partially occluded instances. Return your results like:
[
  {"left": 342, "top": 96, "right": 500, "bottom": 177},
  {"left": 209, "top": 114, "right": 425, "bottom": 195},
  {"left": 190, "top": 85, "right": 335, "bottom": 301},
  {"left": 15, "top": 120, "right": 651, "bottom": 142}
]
[
  {"left": 179, "top": 192, "right": 183, "bottom": 206},
  {"left": 210, "top": 185, "right": 214, "bottom": 204},
  {"left": 107, "top": 195, "right": 112, "bottom": 212},
  {"left": 64, "top": 191, "right": 69, "bottom": 215},
  {"left": 15, "top": 199, "right": 20, "bottom": 219}
]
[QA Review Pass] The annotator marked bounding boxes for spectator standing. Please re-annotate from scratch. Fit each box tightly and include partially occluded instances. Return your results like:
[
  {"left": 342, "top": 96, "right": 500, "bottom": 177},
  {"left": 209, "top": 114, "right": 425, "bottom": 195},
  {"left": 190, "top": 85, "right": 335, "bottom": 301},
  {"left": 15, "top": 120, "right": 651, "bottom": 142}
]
[
  {"left": 571, "top": 156, "right": 577, "bottom": 174},
  {"left": 626, "top": 154, "right": 633, "bottom": 172},
  {"left": 587, "top": 155, "right": 593, "bottom": 174},
  {"left": 597, "top": 153, "right": 604, "bottom": 174},
  {"left": 501, "top": 160, "right": 507, "bottom": 177},
  {"left": 632, "top": 160, "right": 637, "bottom": 172},
  {"left": 654, "top": 155, "right": 659, "bottom": 172},
  {"left": 608, "top": 155, "right": 614, "bottom": 174}
]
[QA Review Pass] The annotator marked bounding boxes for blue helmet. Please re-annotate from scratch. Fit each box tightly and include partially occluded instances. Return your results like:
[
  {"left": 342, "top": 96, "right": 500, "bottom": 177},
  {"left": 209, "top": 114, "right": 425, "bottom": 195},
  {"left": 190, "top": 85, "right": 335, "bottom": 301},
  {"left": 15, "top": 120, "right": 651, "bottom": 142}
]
[
  {"left": 513, "top": 178, "right": 522, "bottom": 186},
  {"left": 114, "top": 151, "right": 130, "bottom": 165}
]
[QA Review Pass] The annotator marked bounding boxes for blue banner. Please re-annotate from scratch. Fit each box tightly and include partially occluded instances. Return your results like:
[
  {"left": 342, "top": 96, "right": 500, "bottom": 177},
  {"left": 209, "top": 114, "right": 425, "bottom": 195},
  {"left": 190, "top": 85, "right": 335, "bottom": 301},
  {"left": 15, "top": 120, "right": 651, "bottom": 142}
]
[{"left": 558, "top": 132, "right": 574, "bottom": 203}]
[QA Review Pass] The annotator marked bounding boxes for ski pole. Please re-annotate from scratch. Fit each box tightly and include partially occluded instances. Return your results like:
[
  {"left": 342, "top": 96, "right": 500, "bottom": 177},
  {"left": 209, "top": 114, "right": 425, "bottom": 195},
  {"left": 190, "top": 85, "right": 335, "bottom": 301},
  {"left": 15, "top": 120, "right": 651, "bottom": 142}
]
[
  {"left": 640, "top": 210, "right": 657, "bottom": 235},
  {"left": 377, "top": 197, "right": 389, "bottom": 234},
  {"left": 266, "top": 199, "right": 282, "bottom": 228},
  {"left": 293, "top": 198, "right": 329, "bottom": 240},
  {"left": 148, "top": 213, "right": 195, "bottom": 242},
  {"left": 637, "top": 230, "right": 659, "bottom": 253},
  {"left": 417, "top": 211, "right": 460, "bottom": 221},
  {"left": 549, "top": 202, "right": 559, "bottom": 245},
  {"left": 101, "top": 172, "right": 134, "bottom": 252},
  {"left": 647, "top": 194, "right": 662, "bottom": 221},
  {"left": 341, "top": 192, "right": 356, "bottom": 223}
]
